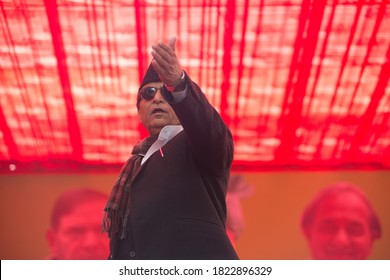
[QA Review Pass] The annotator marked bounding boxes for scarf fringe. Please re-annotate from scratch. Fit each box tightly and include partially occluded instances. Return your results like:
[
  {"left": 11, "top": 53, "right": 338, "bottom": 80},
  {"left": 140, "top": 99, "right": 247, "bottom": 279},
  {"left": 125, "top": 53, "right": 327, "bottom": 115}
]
[
  {"left": 102, "top": 208, "right": 127, "bottom": 239},
  {"left": 102, "top": 135, "right": 158, "bottom": 240}
]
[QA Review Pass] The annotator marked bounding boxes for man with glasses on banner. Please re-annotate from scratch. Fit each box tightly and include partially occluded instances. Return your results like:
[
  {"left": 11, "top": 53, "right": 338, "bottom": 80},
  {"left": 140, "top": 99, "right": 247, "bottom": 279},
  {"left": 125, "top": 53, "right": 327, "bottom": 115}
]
[{"left": 102, "top": 36, "right": 238, "bottom": 260}]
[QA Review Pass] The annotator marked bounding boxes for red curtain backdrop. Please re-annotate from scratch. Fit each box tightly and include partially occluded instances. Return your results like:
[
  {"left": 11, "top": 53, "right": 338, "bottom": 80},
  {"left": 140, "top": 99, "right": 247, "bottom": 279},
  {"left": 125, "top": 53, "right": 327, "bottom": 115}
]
[{"left": 0, "top": 0, "right": 389, "bottom": 173}]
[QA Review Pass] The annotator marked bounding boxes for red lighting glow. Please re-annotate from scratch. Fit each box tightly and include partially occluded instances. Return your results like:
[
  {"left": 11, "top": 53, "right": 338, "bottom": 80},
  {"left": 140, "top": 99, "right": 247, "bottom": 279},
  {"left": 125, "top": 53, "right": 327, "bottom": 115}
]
[{"left": 0, "top": 0, "right": 389, "bottom": 172}]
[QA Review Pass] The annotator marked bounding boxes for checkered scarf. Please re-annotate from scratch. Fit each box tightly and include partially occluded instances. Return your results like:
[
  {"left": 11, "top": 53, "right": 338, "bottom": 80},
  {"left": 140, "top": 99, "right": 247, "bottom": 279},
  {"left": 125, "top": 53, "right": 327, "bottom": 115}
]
[{"left": 102, "top": 135, "right": 157, "bottom": 239}]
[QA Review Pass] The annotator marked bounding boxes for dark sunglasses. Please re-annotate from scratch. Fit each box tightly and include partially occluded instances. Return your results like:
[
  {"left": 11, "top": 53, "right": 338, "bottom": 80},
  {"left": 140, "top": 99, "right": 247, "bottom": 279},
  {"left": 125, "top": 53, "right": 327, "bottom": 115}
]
[{"left": 139, "top": 86, "right": 167, "bottom": 101}]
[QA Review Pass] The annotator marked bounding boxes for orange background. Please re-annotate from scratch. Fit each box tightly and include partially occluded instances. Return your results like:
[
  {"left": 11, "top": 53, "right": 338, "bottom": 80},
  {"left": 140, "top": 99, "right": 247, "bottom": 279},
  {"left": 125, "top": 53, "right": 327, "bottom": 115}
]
[{"left": 0, "top": 170, "right": 389, "bottom": 260}]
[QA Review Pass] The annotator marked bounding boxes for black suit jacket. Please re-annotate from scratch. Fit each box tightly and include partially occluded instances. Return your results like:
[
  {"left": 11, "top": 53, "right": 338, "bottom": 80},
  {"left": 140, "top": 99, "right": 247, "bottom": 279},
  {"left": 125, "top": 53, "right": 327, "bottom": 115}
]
[{"left": 109, "top": 75, "right": 238, "bottom": 260}]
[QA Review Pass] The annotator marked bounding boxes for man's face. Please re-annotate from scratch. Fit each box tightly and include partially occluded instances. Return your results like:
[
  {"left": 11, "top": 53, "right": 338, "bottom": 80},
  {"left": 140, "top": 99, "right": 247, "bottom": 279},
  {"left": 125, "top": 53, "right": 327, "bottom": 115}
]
[
  {"left": 306, "top": 193, "right": 373, "bottom": 260},
  {"left": 138, "top": 82, "right": 180, "bottom": 136},
  {"left": 48, "top": 200, "right": 109, "bottom": 260}
]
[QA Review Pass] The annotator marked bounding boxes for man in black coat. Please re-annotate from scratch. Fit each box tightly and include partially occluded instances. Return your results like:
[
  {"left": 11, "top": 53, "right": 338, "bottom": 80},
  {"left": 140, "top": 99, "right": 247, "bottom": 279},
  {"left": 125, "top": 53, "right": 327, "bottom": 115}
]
[{"left": 103, "top": 36, "right": 238, "bottom": 260}]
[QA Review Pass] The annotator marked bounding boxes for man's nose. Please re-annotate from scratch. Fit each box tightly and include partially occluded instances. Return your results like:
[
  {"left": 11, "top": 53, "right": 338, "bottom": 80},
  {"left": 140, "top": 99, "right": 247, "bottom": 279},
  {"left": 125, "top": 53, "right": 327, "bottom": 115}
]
[
  {"left": 153, "top": 89, "right": 165, "bottom": 103},
  {"left": 82, "top": 231, "right": 101, "bottom": 248},
  {"left": 333, "top": 228, "right": 350, "bottom": 245}
]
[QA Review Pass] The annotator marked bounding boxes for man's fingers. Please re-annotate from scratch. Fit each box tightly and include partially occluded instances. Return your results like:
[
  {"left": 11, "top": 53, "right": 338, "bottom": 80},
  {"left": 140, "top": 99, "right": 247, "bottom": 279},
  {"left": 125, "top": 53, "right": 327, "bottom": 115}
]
[
  {"left": 150, "top": 59, "right": 166, "bottom": 78},
  {"left": 152, "top": 43, "right": 174, "bottom": 63},
  {"left": 151, "top": 37, "right": 182, "bottom": 85}
]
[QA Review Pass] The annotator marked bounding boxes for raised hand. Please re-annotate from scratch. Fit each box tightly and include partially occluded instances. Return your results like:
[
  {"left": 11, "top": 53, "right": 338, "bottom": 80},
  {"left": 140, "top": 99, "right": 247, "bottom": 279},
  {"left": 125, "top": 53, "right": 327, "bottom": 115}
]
[{"left": 151, "top": 36, "right": 183, "bottom": 87}]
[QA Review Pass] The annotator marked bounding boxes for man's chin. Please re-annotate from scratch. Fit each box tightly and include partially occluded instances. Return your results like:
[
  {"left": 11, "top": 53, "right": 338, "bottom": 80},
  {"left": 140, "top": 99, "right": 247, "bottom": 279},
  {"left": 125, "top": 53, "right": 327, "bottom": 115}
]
[
  {"left": 323, "top": 252, "right": 359, "bottom": 260},
  {"left": 76, "top": 255, "right": 107, "bottom": 260},
  {"left": 148, "top": 121, "right": 168, "bottom": 134},
  {"left": 68, "top": 252, "right": 108, "bottom": 260}
]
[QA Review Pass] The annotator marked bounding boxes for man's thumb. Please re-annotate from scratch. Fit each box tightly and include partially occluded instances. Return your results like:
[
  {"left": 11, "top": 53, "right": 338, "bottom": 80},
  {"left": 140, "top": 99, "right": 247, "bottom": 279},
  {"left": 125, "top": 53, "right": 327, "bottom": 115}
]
[{"left": 169, "top": 36, "right": 177, "bottom": 51}]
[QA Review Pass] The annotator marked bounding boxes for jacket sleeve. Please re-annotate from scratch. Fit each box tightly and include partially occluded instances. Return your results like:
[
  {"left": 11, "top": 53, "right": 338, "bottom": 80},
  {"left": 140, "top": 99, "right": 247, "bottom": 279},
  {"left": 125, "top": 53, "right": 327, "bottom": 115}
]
[{"left": 168, "top": 74, "right": 234, "bottom": 176}]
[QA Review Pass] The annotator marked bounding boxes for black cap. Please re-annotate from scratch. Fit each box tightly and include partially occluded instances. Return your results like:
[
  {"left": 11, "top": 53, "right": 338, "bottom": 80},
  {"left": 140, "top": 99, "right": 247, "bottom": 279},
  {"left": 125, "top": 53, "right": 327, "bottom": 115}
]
[
  {"left": 139, "top": 62, "right": 161, "bottom": 89},
  {"left": 137, "top": 63, "right": 161, "bottom": 109}
]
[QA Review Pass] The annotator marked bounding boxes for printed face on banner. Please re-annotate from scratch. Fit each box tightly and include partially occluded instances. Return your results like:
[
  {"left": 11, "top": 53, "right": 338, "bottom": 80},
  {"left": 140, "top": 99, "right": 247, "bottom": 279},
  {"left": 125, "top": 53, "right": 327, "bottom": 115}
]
[
  {"left": 48, "top": 200, "right": 109, "bottom": 260},
  {"left": 306, "top": 192, "right": 373, "bottom": 260}
]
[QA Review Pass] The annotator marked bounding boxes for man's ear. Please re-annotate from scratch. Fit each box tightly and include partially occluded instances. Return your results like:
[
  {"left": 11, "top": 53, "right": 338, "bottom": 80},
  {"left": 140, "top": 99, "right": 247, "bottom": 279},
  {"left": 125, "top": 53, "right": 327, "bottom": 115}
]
[
  {"left": 46, "top": 229, "right": 58, "bottom": 256},
  {"left": 303, "top": 227, "right": 312, "bottom": 240}
]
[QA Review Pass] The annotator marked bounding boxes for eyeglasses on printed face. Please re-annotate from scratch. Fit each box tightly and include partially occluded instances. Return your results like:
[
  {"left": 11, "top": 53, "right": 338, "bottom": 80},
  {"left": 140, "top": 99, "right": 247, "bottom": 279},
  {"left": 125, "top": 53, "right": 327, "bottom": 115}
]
[{"left": 139, "top": 86, "right": 168, "bottom": 101}]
